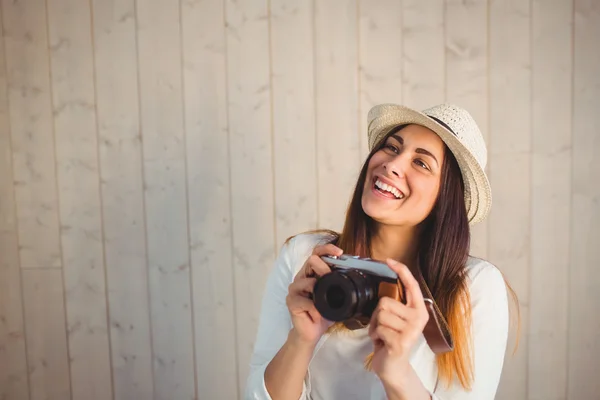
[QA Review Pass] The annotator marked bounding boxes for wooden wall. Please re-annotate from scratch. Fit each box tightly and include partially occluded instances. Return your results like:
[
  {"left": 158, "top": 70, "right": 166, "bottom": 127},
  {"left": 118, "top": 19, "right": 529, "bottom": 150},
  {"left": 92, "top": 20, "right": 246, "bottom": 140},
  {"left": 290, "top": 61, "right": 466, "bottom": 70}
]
[{"left": 0, "top": 0, "right": 598, "bottom": 399}]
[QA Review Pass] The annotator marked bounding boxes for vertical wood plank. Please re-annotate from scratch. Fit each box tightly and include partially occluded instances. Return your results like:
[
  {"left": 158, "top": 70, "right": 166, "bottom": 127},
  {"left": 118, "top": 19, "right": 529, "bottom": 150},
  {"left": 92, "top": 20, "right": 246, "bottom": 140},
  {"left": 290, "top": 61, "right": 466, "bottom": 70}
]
[
  {"left": 135, "top": 1, "right": 196, "bottom": 399},
  {"left": 315, "top": 0, "right": 360, "bottom": 231},
  {"left": 22, "top": 269, "right": 71, "bottom": 400},
  {"left": 444, "top": 0, "right": 488, "bottom": 259},
  {"left": 271, "top": 0, "right": 318, "bottom": 247},
  {"left": 0, "top": 4, "right": 29, "bottom": 397},
  {"left": 489, "top": 2, "right": 532, "bottom": 398},
  {"left": 530, "top": 0, "right": 572, "bottom": 399},
  {"left": 91, "top": 0, "right": 154, "bottom": 398},
  {"left": 569, "top": 1, "right": 600, "bottom": 398},
  {"left": 46, "top": 1, "right": 112, "bottom": 398},
  {"left": 225, "top": 0, "right": 274, "bottom": 394},
  {"left": 402, "top": 0, "right": 445, "bottom": 109},
  {"left": 358, "top": 0, "right": 403, "bottom": 159},
  {"left": 180, "top": 0, "right": 237, "bottom": 398},
  {"left": 1, "top": 0, "right": 61, "bottom": 269}
]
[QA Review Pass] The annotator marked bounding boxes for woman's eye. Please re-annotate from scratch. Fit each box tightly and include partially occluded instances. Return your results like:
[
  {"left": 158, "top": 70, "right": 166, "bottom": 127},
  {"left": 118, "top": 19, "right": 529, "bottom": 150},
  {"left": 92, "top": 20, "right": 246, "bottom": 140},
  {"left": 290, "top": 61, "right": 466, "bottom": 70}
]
[
  {"left": 385, "top": 144, "right": 399, "bottom": 153},
  {"left": 414, "top": 159, "right": 430, "bottom": 170}
]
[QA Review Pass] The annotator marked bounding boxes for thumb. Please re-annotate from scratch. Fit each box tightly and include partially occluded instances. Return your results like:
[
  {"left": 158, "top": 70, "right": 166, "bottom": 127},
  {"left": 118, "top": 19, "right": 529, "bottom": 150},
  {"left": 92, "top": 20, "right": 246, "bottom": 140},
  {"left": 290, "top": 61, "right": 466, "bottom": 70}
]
[{"left": 385, "top": 258, "right": 404, "bottom": 274}]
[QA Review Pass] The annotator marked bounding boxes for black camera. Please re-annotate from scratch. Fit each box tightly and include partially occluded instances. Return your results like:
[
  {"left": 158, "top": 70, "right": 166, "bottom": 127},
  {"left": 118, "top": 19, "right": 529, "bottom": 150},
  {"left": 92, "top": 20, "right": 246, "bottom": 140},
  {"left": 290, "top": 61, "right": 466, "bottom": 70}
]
[{"left": 312, "top": 255, "right": 405, "bottom": 322}]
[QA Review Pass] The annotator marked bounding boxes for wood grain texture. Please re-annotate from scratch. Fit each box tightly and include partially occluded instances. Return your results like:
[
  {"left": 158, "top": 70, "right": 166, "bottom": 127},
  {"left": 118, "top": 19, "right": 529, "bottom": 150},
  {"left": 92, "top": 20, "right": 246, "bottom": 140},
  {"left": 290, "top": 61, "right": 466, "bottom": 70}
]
[
  {"left": 530, "top": 0, "right": 573, "bottom": 399},
  {"left": 358, "top": 0, "right": 403, "bottom": 159},
  {"left": 315, "top": 0, "right": 360, "bottom": 232},
  {"left": 402, "top": 0, "right": 444, "bottom": 110},
  {"left": 445, "top": 0, "right": 488, "bottom": 259},
  {"left": 22, "top": 269, "right": 71, "bottom": 400},
  {"left": 46, "top": 1, "right": 113, "bottom": 398},
  {"left": 181, "top": 0, "right": 237, "bottom": 398},
  {"left": 489, "top": 2, "right": 532, "bottom": 398},
  {"left": 135, "top": 0, "right": 196, "bottom": 398},
  {"left": 271, "top": 0, "right": 318, "bottom": 247},
  {"left": 1, "top": 0, "right": 61, "bottom": 269},
  {"left": 569, "top": 1, "right": 600, "bottom": 397},
  {"left": 225, "top": 0, "right": 275, "bottom": 394},
  {"left": 91, "top": 0, "right": 154, "bottom": 398},
  {"left": 0, "top": 5, "right": 29, "bottom": 397}
]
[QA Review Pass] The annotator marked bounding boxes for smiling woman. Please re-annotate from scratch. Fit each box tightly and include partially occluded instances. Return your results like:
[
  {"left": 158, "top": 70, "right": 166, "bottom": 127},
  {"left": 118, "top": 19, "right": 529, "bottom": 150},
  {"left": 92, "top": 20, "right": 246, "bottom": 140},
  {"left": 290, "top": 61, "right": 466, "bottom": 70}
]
[
  {"left": 244, "top": 104, "right": 518, "bottom": 400},
  {"left": 363, "top": 125, "right": 446, "bottom": 228}
]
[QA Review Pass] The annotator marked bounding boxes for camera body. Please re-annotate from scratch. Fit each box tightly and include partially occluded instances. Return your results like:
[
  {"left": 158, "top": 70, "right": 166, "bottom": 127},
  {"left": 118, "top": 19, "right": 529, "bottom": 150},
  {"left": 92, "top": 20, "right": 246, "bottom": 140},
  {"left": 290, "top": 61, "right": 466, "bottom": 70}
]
[
  {"left": 312, "top": 254, "right": 406, "bottom": 323},
  {"left": 312, "top": 254, "right": 454, "bottom": 353}
]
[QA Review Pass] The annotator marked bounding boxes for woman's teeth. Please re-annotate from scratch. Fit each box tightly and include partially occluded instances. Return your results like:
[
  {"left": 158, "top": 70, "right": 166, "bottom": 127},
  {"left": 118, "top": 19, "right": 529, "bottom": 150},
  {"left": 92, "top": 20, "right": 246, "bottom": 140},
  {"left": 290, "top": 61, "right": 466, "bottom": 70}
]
[{"left": 375, "top": 179, "right": 404, "bottom": 199}]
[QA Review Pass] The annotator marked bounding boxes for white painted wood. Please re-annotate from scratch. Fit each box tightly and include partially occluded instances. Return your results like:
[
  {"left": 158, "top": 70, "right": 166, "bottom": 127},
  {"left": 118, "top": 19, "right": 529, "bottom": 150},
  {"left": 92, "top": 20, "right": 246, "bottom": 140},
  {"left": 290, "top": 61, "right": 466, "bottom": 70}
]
[
  {"left": 358, "top": 0, "right": 403, "bottom": 159},
  {"left": 488, "top": 2, "right": 532, "bottom": 399},
  {"left": 22, "top": 269, "right": 71, "bottom": 400},
  {"left": 530, "top": 1, "right": 573, "bottom": 399},
  {"left": 445, "top": 0, "right": 488, "bottom": 260},
  {"left": 225, "top": 0, "right": 275, "bottom": 394},
  {"left": 180, "top": 0, "right": 237, "bottom": 398},
  {"left": 271, "top": 0, "right": 318, "bottom": 248},
  {"left": 1, "top": 0, "right": 61, "bottom": 269},
  {"left": 315, "top": 0, "right": 360, "bottom": 232},
  {"left": 46, "top": 1, "right": 112, "bottom": 398},
  {"left": 0, "top": 7, "right": 29, "bottom": 397},
  {"left": 402, "top": 0, "right": 444, "bottom": 110},
  {"left": 135, "top": 1, "right": 196, "bottom": 399},
  {"left": 90, "top": 0, "right": 154, "bottom": 398},
  {"left": 569, "top": 1, "right": 600, "bottom": 397}
]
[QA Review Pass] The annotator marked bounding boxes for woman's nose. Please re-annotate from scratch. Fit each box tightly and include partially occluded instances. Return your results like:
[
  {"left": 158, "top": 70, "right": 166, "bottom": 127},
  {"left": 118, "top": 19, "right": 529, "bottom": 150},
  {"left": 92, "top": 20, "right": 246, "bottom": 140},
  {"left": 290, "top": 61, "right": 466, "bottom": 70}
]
[{"left": 383, "top": 154, "right": 408, "bottom": 179}]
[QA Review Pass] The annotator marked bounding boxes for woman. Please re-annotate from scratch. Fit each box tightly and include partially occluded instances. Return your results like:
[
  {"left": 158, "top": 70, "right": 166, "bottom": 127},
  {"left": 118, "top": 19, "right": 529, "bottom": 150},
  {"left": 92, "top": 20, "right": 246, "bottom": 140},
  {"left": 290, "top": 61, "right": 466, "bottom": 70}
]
[{"left": 245, "top": 104, "right": 516, "bottom": 399}]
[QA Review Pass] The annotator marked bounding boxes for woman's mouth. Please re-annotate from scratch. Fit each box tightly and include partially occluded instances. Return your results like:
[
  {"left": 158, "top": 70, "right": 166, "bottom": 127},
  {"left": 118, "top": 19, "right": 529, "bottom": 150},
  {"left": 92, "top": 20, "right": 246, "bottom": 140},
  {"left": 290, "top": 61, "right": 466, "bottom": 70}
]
[{"left": 372, "top": 177, "right": 405, "bottom": 200}]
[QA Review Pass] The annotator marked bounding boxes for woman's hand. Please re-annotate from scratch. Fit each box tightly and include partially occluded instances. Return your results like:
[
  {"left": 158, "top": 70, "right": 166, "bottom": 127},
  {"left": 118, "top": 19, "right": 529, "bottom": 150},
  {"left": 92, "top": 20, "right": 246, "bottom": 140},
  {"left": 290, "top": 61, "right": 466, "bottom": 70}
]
[
  {"left": 368, "top": 258, "right": 430, "bottom": 388},
  {"left": 286, "top": 243, "right": 343, "bottom": 346}
]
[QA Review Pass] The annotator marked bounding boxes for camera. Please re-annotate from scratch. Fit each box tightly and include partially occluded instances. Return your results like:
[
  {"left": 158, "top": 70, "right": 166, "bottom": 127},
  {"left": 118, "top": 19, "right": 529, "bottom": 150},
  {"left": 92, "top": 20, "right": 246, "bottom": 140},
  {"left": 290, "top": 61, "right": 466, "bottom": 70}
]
[
  {"left": 311, "top": 254, "right": 454, "bottom": 354},
  {"left": 312, "top": 254, "right": 405, "bottom": 322}
]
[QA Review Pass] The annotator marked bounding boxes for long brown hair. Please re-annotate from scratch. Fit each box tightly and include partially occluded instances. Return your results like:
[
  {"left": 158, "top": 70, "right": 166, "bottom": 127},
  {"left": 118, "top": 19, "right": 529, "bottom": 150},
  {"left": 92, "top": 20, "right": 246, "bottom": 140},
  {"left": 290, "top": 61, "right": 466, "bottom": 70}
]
[{"left": 292, "top": 125, "right": 517, "bottom": 389}]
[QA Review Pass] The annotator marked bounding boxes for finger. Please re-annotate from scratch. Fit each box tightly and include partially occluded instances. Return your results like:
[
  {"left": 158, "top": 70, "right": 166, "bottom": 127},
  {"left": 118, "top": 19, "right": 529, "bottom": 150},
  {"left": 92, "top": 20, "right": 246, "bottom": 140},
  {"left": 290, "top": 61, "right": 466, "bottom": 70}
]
[
  {"left": 288, "top": 277, "right": 317, "bottom": 296},
  {"left": 305, "top": 254, "right": 333, "bottom": 277},
  {"left": 376, "top": 296, "right": 410, "bottom": 320},
  {"left": 386, "top": 258, "right": 425, "bottom": 308},
  {"left": 312, "top": 243, "right": 343, "bottom": 257},
  {"left": 374, "top": 308, "right": 407, "bottom": 333},
  {"left": 287, "top": 295, "right": 323, "bottom": 322},
  {"left": 370, "top": 325, "right": 400, "bottom": 352}
]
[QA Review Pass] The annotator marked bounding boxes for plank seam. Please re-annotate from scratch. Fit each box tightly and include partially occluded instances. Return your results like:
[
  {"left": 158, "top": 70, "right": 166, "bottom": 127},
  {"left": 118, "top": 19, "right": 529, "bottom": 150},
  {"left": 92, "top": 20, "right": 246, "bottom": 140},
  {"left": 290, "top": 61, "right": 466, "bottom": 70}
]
[
  {"left": 566, "top": 0, "right": 576, "bottom": 397},
  {"left": 88, "top": 0, "right": 117, "bottom": 398},
  {"left": 178, "top": 0, "right": 200, "bottom": 397},
  {"left": 133, "top": 0, "right": 156, "bottom": 396},
  {"left": 312, "top": 0, "right": 320, "bottom": 229},
  {"left": 222, "top": 0, "right": 241, "bottom": 395},
  {"left": 44, "top": 0, "right": 73, "bottom": 397}
]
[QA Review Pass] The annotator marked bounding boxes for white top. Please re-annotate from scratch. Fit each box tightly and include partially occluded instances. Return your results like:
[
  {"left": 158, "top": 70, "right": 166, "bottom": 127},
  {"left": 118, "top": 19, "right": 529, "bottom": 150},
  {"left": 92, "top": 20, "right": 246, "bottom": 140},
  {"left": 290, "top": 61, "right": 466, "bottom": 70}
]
[{"left": 244, "top": 233, "right": 509, "bottom": 400}]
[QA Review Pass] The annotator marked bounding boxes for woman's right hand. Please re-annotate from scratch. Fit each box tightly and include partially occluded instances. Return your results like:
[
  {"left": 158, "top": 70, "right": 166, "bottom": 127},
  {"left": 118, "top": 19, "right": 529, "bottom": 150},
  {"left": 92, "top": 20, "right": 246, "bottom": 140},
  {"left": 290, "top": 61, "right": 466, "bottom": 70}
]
[{"left": 286, "top": 243, "right": 343, "bottom": 346}]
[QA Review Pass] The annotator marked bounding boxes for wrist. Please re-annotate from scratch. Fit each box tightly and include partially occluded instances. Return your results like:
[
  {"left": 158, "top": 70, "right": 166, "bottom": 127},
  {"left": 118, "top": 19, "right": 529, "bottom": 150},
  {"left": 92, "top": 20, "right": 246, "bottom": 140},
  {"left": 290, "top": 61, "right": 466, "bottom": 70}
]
[
  {"left": 287, "top": 328, "right": 319, "bottom": 352},
  {"left": 380, "top": 363, "right": 430, "bottom": 400}
]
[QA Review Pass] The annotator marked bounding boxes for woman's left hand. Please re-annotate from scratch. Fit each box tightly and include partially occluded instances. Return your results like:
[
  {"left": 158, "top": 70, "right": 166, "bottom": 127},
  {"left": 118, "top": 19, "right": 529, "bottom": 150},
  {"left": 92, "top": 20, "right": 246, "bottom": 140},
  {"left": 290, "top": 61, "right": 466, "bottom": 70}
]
[{"left": 368, "top": 258, "right": 430, "bottom": 386}]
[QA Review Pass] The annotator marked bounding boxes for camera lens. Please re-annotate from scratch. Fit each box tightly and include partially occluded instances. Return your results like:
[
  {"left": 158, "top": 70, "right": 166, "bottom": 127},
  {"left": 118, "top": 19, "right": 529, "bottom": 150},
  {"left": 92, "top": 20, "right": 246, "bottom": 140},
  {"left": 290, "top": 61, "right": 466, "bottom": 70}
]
[
  {"left": 325, "top": 285, "right": 346, "bottom": 309},
  {"left": 313, "top": 269, "right": 376, "bottom": 321}
]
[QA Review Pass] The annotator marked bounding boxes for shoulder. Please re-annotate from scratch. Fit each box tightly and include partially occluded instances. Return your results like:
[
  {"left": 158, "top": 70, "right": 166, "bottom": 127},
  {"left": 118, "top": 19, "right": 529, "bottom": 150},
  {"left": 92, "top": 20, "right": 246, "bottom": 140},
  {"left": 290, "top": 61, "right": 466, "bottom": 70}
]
[
  {"left": 285, "top": 231, "right": 336, "bottom": 253},
  {"left": 464, "top": 256, "right": 509, "bottom": 308},
  {"left": 278, "top": 231, "right": 338, "bottom": 275},
  {"left": 465, "top": 256, "right": 504, "bottom": 286}
]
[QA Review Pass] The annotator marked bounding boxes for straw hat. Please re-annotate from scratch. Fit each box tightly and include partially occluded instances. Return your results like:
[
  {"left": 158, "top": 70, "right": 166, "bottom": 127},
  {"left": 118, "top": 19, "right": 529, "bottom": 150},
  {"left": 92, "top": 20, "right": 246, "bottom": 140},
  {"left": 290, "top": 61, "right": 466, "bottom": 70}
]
[{"left": 367, "top": 103, "right": 491, "bottom": 225}]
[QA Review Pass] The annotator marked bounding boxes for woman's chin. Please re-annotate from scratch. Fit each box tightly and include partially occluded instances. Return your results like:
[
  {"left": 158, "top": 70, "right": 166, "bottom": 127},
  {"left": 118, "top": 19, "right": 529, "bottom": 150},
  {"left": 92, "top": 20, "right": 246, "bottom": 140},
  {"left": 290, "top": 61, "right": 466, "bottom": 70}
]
[{"left": 362, "top": 198, "right": 394, "bottom": 221}]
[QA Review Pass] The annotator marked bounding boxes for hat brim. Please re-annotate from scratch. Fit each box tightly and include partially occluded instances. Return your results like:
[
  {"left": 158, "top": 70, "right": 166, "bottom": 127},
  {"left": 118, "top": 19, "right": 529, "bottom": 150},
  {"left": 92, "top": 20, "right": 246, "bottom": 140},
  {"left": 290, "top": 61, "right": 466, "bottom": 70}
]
[{"left": 367, "top": 104, "right": 491, "bottom": 225}]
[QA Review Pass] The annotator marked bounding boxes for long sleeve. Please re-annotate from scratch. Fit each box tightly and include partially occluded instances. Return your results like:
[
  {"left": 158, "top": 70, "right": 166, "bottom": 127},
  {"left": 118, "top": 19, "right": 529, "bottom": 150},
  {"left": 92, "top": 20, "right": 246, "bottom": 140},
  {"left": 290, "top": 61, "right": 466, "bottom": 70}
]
[
  {"left": 430, "top": 261, "right": 510, "bottom": 400},
  {"left": 244, "top": 235, "right": 311, "bottom": 400}
]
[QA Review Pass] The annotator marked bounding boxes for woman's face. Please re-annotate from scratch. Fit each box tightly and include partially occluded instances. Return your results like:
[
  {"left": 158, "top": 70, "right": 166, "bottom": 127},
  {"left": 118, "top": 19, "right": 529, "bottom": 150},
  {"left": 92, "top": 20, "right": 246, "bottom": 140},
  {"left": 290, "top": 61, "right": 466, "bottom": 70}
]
[{"left": 362, "top": 124, "right": 446, "bottom": 228}]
